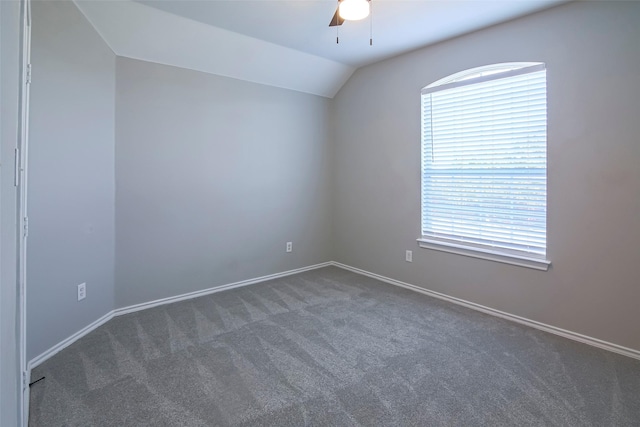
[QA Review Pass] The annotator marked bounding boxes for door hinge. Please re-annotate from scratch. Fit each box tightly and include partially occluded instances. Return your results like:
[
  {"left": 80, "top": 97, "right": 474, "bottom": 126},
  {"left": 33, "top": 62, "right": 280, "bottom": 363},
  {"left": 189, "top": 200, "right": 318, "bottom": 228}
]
[
  {"left": 14, "top": 148, "right": 20, "bottom": 187},
  {"left": 26, "top": 64, "right": 32, "bottom": 85},
  {"left": 22, "top": 371, "right": 28, "bottom": 390},
  {"left": 23, "top": 217, "right": 29, "bottom": 238}
]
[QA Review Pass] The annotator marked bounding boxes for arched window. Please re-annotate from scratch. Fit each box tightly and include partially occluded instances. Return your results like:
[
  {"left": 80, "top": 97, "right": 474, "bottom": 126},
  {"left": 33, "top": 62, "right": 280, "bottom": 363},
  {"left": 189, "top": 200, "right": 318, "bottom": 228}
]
[{"left": 419, "top": 63, "right": 549, "bottom": 270}]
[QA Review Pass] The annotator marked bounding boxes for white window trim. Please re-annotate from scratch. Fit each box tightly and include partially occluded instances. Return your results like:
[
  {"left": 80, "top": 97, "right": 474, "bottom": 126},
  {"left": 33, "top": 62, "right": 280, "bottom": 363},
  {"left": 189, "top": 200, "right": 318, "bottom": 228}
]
[
  {"left": 417, "top": 238, "right": 551, "bottom": 271},
  {"left": 422, "top": 63, "right": 546, "bottom": 95},
  {"left": 419, "top": 62, "right": 550, "bottom": 271}
]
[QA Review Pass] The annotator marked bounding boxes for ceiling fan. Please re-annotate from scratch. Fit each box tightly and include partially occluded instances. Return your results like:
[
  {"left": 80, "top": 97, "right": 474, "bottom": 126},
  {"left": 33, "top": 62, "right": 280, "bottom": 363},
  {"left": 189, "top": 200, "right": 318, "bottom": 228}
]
[{"left": 329, "top": 0, "right": 371, "bottom": 27}]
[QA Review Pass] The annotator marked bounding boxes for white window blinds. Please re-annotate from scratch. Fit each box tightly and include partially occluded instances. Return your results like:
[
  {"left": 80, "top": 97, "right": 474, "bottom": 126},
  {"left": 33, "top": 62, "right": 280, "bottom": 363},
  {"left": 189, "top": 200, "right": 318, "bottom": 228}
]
[{"left": 421, "top": 64, "right": 547, "bottom": 257}]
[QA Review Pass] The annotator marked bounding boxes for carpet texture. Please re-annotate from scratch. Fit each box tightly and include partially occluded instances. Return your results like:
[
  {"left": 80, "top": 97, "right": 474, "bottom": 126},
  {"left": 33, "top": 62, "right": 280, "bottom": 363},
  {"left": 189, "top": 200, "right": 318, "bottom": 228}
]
[{"left": 29, "top": 266, "right": 640, "bottom": 426}]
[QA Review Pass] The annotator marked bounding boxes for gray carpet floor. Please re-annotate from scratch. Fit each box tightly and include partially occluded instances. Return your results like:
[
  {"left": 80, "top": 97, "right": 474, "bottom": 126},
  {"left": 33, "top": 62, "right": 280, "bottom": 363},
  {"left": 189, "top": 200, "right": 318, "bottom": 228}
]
[{"left": 29, "top": 266, "right": 640, "bottom": 426}]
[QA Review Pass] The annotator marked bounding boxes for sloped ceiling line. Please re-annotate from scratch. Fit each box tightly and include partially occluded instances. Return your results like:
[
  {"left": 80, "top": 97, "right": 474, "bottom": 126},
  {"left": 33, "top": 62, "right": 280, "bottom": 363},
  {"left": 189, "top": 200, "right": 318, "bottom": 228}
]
[{"left": 74, "top": 0, "right": 355, "bottom": 98}]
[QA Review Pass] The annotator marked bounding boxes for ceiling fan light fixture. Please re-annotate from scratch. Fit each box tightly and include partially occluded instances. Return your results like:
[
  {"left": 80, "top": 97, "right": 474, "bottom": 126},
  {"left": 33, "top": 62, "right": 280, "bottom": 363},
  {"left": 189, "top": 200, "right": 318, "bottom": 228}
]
[{"left": 338, "top": 0, "right": 370, "bottom": 21}]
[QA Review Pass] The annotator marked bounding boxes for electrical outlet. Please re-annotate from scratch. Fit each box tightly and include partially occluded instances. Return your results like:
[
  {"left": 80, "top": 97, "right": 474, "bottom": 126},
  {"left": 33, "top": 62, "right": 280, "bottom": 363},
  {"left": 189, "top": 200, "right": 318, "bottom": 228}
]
[
  {"left": 405, "top": 250, "right": 413, "bottom": 262},
  {"left": 77, "top": 283, "right": 86, "bottom": 301},
  {"left": 286, "top": 242, "right": 293, "bottom": 253}
]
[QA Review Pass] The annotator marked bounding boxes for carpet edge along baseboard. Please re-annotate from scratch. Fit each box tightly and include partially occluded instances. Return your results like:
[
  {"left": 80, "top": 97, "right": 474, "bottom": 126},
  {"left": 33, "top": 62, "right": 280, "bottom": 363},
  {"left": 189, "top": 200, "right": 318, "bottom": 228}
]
[{"left": 28, "top": 260, "right": 640, "bottom": 372}]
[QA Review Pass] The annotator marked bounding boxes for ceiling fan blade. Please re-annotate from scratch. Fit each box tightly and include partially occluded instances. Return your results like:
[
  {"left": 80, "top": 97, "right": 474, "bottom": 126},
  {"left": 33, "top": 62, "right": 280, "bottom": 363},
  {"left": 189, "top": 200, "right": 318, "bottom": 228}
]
[{"left": 329, "top": 8, "right": 344, "bottom": 27}]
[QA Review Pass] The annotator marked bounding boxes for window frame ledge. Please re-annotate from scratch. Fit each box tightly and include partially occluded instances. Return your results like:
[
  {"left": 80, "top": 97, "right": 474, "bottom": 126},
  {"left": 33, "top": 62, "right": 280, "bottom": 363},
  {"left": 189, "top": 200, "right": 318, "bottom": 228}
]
[{"left": 417, "top": 238, "right": 550, "bottom": 271}]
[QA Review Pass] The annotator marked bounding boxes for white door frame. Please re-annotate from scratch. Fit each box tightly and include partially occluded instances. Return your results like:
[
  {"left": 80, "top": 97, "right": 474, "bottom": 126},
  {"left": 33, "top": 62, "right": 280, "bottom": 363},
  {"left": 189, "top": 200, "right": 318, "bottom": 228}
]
[{"left": 17, "top": 0, "right": 31, "bottom": 424}]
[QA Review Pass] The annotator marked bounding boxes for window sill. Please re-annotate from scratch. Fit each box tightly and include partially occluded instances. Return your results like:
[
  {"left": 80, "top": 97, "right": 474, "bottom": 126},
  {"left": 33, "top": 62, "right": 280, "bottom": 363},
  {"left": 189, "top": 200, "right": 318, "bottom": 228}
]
[{"left": 417, "top": 238, "right": 550, "bottom": 271}]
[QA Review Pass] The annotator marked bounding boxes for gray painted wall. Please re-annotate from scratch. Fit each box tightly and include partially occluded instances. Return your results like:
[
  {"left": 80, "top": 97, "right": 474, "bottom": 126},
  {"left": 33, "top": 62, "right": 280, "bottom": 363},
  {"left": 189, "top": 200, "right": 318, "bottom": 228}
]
[
  {"left": 1, "top": 1, "right": 21, "bottom": 424},
  {"left": 332, "top": 1, "right": 640, "bottom": 351},
  {"left": 27, "top": 1, "right": 115, "bottom": 360},
  {"left": 115, "top": 58, "right": 332, "bottom": 307}
]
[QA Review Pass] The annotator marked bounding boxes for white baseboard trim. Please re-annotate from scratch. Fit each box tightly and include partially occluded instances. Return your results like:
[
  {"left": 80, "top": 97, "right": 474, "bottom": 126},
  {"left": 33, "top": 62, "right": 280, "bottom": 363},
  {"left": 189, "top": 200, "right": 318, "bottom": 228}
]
[
  {"left": 28, "top": 262, "right": 332, "bottom": 370},
  {"left": 29, "top": 259, "right": 639, "bottom": 371},
  {"left": 27, "top": 310, "right": 114, "bottom": 370},
  {"left": 331, "top": 261, "right": 640, "bottom": 361},
  {"left": 113, "top": 262, "right": 333, "bottom": 317}
]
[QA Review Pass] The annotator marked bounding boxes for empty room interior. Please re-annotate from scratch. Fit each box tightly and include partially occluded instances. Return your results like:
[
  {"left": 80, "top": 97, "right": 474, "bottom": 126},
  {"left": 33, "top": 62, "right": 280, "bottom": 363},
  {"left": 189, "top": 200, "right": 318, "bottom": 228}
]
[{"left": 1, "top": 0, "right": 640, "bottom": 425}]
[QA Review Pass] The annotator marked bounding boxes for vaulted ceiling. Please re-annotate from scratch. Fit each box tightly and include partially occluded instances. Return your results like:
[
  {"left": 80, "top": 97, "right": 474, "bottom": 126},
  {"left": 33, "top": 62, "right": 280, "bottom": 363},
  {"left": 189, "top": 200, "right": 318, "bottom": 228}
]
[{"left": 75, "top": 0, "right": 566, "bottom": 97}]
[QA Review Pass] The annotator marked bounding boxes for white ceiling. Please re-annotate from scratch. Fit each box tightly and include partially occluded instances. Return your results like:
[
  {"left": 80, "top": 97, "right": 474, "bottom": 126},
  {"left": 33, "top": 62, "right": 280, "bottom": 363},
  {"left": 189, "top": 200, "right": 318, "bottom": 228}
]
[
  {"left": 136, "top": 0, "right": 566, "bottom": 67},
  {"left": 75, "top": 0, "right": 566, "bottom": 97}
]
